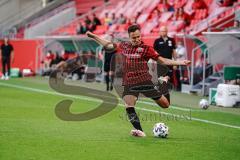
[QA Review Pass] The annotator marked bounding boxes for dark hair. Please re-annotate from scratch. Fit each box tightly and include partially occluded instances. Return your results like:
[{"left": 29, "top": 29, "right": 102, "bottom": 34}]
[{"left": 127, "top": 24, "right": 141, "bottom": 34}]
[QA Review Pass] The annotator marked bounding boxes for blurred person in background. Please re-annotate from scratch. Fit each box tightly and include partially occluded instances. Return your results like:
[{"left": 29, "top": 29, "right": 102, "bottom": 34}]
[
  {"left": 76, "top": 22, "right": 89, "bottom": 34},
  {"left": 175, "top": 41, "right": 188, "bottom": 82},
  {"left": 60, "top": 50, "right": 69, "bottom": 61},
  {"left": 89, "top": 14, "right": 102, "bottom": 32},
  {"left": 234, "top": 20, "right": 240, "bottom": 28},
  {"left": 154, "top": 26, "right": 181, "bottom": 90},
  {"left": 103, "top": 34, "right": 116, "bottom": 91},
  {"left": 50, "top": 52, "right": 64, "bottom": 68},
  {"left": 111, "top": 13, "right": 118, "bottom": 25},
  {"left": 42, "top": 50, "right": 55, "bottom": 76},
  {"left": 118, "top": 13, "right": 127, "bottom": 24},
  {"left": 85, "top": 16, "right": 92, "bottom": 26},
  {"left": 104, "top": 13, "right": 112, "bottom": 26},
  {"left": 151, "top": 9, "right": 161, "bottom": 25},
  {"left": 0, "top": 37, "right": 14, "bottom": 80},
  {"left": 230, "top": 20, "right": 240, "bottom": 31},
  {"left": 177, "top": 7, "right": 190, "bottom": 25},
  {"left": 92, "top": 13, "right": 101, "bottom": 26}
]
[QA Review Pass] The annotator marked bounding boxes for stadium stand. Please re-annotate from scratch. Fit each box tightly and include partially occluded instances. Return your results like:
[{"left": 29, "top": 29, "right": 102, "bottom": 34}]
[
  {"left": 0, "top": 0, "right": 239, "bottom": 95},
  {"left": 44, "top": 0, "right": 238, "bottom": 37},
  {"left": 1, "top": 0, "right": 238, "bottom": 39},
  {"left": 0, "top": 0, "right": 74, "bottom": 39}
]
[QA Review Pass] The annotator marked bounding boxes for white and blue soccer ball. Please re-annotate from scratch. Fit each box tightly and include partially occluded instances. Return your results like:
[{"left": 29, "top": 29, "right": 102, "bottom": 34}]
[
  {"left": 199, "top": 99, "right": 209, "bottom": 109},
  {"left": 153, "top": 122, "right": 169, "bottom": 138}
]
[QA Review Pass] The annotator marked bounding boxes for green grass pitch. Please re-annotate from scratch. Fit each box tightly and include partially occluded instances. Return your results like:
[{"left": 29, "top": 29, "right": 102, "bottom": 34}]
[{"left": 0, "top": 77, "right": 240, "bottom": 160}]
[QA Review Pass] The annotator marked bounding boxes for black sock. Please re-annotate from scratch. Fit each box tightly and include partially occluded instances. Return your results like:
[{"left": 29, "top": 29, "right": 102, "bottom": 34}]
[
  {"left": 105, "top": 75, "right": 109, "bottom": 90},
  {"left": 126, "top": 107, "right": 143, "bottom": 131}
]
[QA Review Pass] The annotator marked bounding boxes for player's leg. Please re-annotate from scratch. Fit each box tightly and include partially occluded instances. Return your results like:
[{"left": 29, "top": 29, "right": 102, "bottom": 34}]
[
  {"left": 122, "top": 86, "right": 145, "bottom": 137},
  {"left": 145, "top": 89, "right": 170, "bottom": 108},
  {"left": 109, "top": 71, "right": 114, "bottom": 91},
  {"left": 104, "top": 60, "right": 110, "bottom": 91},
  {"left": 156, "top": 76, "right": 171, "bottom": 108},
  {"left": 1, "top": 58, "right": 6, "bottom": 80},
  {"left": 154, "top": 94, "right": 170, "bottom": 108},
  {"left": 141, "top": 80, "right": 170, "bottom": 109},
  {"left": 104, "top": 72, "right": 110, "bottom": 91},
  {"left": 5, "top": 57, "right": 11, "bottom": 80},
  {"left": 123, "top": 95, "right": 143, "bottom": 131}
]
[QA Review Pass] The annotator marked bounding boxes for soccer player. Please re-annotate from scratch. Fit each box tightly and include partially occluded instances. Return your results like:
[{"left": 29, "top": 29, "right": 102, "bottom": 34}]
[{"left": 86, "top": 24, "right": 190, "bottom": 137}]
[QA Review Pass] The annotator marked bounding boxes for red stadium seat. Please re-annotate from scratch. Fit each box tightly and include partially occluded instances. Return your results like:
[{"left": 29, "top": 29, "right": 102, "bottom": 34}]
[
  {"left": 152, "top": 27, "right": 160, "bottom": 34},
  {"left": 116, "top": 24, "right": 127, "bottom": 32},
  {"left": 75, "top": 0, "right": 104, "bottom": 15},
  {"left": 174, "top": 0, "right": 187, "bottom": 9},
  {"left": 193, "top": 9, "right": 208, "bottom": 20},
  {"left": 168, "top": 20, "right": 185, "bottom": 32},
  {"left": 47, "top": 0, "right": 236, "bottom": 37},
  {"left": 159, "top": 12, "right": 173, "bottom": 22},
  {"left": 93, "top": 25, "right": 108, "bottom": 34}
]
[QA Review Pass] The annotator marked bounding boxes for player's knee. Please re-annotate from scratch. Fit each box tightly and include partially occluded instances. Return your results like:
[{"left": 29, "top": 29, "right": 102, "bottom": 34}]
[
  {"left": 124, "top": 100, "right": 135, "bottom": 108},
  {"left": 125, "top": 104, "right": 135, "bottom": 109},
  {"left": 155, "top": 97, "right": 170, "bottom": 108},
  {"left": 161, "top": 101, "right": 170, "bottom": 108},
  {"left": 123, "top": 95, "right": 137, "bottom": 107}
]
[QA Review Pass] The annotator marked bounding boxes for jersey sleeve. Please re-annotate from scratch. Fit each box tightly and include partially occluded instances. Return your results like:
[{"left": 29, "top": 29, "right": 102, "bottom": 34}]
[
  {"left": 144, "top": 47, "right": 160, "bottom": 61},
  {"left": 115, "top": 42, "right": 124, "bottom": 53}
]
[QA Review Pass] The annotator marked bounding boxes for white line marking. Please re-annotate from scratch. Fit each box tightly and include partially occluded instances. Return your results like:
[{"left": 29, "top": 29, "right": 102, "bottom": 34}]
[
  {"left": 0, "top": 82, "right": 240, "bottom": 130},
  {"left": 135, "top": 107, "right": 240, "bottom": 129},
  {"left": 0, "top": 82, "right": 102, "bottom": 103},
  {"left": 90, "top": 91, "right": 191, "bottom": 112},
  {"left": 138, "top": 100, "right": 191, "bottom": 111}
]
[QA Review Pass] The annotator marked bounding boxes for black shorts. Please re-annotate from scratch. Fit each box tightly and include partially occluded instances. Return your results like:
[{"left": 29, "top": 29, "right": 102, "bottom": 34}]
[
  {"left": 122, "top": 81, "right": 165, "bottom": 100},
  {"left": 104, "top": 63, "right": 111, "bottom": 72},
  {"left": 104, "top": 62, "right": 115, "bottom": 72}
]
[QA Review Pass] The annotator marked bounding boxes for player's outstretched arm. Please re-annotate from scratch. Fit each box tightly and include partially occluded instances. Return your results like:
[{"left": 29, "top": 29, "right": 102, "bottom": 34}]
[
  {"left": 86, "top": 31, "right": 115, "bottom": 50},
  {"left": 158, "top": 56, "right": 191, "bottom": 66}
]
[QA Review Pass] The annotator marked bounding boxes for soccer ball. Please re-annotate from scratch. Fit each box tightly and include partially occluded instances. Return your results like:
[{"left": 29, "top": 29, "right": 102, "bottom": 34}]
[
  {"left": 153, "top": 122, "right": 169, "bottom": 138},
  {"left": 199, "top": 99, "right": 209, "bottom": 109}
]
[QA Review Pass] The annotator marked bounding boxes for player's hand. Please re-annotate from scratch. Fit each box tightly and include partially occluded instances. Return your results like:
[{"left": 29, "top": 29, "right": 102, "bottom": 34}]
[
  {"left": 181, "top": 60, "right": 191, "bottom": 66},
  {"left": 86, "top": 31, "right": 95, "bottom": 38}
]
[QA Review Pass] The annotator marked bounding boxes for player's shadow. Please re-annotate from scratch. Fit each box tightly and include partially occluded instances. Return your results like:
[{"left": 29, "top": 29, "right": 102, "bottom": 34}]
[{"left": 49, "top": 68, "right": 119, "bottom": 121}]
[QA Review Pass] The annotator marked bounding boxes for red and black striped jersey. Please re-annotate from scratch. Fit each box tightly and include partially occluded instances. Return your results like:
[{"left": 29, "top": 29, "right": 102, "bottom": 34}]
[{"left": 116, "top": 41, "right": 160, "bottom": 86}]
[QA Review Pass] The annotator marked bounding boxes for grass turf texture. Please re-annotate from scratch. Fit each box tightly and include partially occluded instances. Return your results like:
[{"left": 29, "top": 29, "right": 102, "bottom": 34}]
[{"left": 0, "top": 77, "right": 240, "bottom": 160}]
